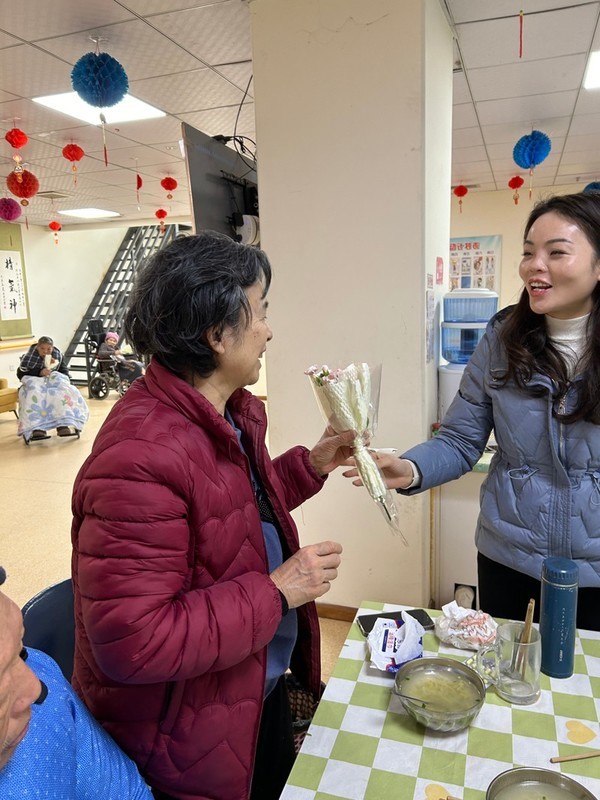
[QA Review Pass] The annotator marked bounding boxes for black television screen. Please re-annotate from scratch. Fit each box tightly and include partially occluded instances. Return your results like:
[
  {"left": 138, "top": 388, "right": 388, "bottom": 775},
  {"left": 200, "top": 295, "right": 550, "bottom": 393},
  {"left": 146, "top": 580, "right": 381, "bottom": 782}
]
[{"left": 181, "top": 122, "right": 258, "bottom": 239}]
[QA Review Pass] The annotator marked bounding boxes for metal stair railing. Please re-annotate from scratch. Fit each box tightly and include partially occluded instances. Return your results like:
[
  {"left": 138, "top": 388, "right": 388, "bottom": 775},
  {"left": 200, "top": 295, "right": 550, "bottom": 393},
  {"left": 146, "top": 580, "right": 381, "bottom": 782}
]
[{"left": 64, "top": 223, "right": 184, "bottom": 384}]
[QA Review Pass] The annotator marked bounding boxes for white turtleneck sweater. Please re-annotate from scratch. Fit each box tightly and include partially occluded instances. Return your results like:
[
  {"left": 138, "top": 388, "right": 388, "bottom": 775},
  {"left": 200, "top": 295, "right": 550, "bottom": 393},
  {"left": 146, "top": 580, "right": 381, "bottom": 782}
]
[{"left": 545, "top": 312, "right": 590, "bottom": 378}]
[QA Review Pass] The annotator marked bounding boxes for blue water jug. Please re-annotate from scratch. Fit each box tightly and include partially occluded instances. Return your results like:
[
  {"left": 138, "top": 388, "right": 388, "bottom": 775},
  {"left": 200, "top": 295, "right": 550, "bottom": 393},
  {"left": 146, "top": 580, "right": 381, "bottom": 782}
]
[{"left": 539, "top": 557, "right": 578, "bottom": 678}]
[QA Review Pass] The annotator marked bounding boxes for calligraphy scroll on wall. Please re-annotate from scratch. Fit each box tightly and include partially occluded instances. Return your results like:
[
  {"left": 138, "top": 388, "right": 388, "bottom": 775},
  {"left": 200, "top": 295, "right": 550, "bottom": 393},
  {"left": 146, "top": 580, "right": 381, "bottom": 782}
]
[{"left": 0, "top": 222, "right": 32, "bottom": 339}]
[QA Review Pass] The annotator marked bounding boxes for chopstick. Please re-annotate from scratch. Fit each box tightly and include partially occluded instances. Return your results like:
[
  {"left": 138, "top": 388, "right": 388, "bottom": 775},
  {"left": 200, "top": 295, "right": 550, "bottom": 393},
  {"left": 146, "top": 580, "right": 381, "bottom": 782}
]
[
  {"left": 550, "top": 749, "right": 600, "bottom": 764},
  {"left": 515, "top": 598, "right": 535, "bottom": 677},
  {"left": 446, "top": 796, "right": 462, "bottom": 800}
]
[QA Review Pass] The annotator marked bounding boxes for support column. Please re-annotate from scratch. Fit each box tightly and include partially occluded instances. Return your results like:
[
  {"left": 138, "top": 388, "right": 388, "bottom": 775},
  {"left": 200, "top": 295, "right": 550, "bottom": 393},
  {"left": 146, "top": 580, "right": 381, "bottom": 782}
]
[{"left": 249, "top": 0, "right": 453, "bottom": 608}]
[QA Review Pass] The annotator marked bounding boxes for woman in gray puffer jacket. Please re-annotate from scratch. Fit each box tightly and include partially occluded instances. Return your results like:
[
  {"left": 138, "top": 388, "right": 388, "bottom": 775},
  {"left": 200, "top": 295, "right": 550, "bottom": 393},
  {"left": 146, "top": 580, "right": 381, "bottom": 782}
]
[{"left": 346, "top": 192, "right": 600, "bottom": 630}]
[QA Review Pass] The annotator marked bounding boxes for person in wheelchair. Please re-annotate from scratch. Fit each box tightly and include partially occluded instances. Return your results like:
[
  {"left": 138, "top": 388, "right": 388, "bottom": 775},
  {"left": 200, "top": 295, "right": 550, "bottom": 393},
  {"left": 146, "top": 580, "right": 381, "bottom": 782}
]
[
  {"left": 97, "top": 332, "right": 145, "bottom": 385},
  {"left": 16, "top": 336, "right": 89, "bottom": 443}
]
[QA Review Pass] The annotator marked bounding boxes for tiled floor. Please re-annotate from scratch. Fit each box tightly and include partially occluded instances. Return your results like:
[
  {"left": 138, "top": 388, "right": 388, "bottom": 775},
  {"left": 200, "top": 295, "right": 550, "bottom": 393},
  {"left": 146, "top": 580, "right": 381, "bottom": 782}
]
[{"left": 1, "top": 388, "right": 351, "bottom": 680}]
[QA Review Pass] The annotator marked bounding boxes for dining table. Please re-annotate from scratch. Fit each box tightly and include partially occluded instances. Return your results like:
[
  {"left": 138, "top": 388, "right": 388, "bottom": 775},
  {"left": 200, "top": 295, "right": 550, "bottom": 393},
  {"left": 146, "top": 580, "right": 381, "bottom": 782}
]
[{"left": 281, "top": 602, "right": 600, "bottom": 800}]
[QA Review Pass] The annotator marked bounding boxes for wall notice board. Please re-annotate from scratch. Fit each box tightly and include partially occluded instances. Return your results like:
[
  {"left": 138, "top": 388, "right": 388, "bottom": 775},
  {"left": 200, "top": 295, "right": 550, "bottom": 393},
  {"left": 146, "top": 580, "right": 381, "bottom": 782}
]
[{"left": 0, "top": 222, "right": 32, "bottom": 340}]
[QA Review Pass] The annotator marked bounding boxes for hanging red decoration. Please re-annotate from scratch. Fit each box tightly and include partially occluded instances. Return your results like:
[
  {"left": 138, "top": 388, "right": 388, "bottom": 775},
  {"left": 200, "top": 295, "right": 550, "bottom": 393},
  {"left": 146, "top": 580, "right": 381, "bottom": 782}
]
[
  {"left": 508, "top": 175, "right": 525, "bottom": 205},
  {"left": 160, "top": 176, "right": 177, "bottom": 200},
  {"left": 453, "top": 184, "right": 468, "bottom": 213},
  {"left": 5, "top": 127, "right": 28, "bottom": 149},
  {"left": 6, "top": 169, "right": 40, "bottom": 205},
  {"left": 136, "top": 173, "right": 143, "bottom": 209},
  {"left": 49, "top": 220, "right": 62, "bottom": 245},
  {"left": 519, "top": 10, "right": 524, "bottom": 59},
  {"left": 62, "top": 143, "right": 85, "bottom": 186},
  {"left": 155, "top": 207, "right": 167, "bottom": 234}
]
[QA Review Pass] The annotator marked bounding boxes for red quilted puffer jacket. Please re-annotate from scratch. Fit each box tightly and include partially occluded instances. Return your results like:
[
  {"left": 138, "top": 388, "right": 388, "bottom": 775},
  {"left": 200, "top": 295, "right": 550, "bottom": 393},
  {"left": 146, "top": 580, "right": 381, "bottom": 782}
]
[{"left": 71, "top": 359, "right": 324, "bottom": 800}]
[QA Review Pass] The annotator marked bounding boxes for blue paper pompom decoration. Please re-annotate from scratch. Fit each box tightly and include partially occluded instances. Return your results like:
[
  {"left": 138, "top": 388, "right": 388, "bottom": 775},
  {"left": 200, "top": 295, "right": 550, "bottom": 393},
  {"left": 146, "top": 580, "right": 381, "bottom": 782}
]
[
  {"left": 71, "top": 52, "right": 129, "bottom": 108},
  {"left": 583, "top": 181, "right": 600, "bottom": 194},
  {"left": 512, "top": 130, "right": 552, "bottom": 170}
]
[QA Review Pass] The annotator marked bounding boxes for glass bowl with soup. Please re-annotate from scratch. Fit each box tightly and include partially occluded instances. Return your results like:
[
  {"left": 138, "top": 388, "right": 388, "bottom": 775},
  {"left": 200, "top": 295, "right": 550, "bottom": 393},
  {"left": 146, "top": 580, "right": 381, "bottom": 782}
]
[
  {"left": 486, "top": 767, "right": 597, "bottom": 800},
  {"left": 393, "top": 656, "right": 485, "bottom": 732}
]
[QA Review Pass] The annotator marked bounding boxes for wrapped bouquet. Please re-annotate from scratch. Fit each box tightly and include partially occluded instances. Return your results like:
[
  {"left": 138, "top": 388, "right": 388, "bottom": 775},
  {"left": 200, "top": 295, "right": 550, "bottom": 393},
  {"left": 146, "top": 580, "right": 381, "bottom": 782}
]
[{"left": 306, "top": 363, "right": 405, "bottom": 541}]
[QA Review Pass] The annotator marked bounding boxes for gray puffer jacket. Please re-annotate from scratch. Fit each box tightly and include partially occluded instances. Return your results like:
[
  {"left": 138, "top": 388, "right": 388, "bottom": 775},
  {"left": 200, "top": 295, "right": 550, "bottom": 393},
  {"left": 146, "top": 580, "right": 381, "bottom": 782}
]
[{"left": 402, "top": 308, "right": 600, "bottom": 587}]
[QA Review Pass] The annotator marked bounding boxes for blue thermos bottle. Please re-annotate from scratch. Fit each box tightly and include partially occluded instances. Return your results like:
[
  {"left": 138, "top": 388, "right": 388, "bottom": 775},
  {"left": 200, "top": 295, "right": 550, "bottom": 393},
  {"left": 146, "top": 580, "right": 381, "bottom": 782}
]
[{"left": 539, "top": 557, "right": 578, "bottom": 678}]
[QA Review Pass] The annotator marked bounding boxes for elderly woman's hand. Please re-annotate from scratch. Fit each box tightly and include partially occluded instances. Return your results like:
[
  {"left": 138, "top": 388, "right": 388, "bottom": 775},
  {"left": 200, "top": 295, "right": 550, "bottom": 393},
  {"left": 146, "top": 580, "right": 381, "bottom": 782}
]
[
  {"left": 270, "top": 540, "right": 343, "bottom": 609},
  {"left": 308, "top": 427, "right": 355, "bottom": 476}
]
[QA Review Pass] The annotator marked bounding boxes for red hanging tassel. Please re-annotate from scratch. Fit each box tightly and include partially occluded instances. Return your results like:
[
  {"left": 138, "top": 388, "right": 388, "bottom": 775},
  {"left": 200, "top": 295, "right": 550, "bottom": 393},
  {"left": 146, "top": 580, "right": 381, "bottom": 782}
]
[
  {"left": 100, "top": 113, "right": 108, "bottom": 166},
  {"left": 519, "top": 10, "right": 524, "bottom": 58}
]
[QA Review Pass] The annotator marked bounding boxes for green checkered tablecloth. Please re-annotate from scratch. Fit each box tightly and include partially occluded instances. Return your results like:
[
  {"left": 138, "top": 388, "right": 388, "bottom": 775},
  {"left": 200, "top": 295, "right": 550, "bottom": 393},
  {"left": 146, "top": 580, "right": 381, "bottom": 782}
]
[{"left": 281, "top": 603, "right": 600, "bottom": 800}]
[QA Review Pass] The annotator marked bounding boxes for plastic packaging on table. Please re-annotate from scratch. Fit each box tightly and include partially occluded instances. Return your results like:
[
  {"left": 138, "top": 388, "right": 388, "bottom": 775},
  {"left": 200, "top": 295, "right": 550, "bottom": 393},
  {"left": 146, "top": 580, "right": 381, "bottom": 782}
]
[
  {"left": 434, "top": 600, "right": 497, "bottom": 651},
  {"left": 305, "top": 363, "right": 406, "bottom": 542},
  {"left": 367, "top": 612, "right": 424, "bottom": 673}
]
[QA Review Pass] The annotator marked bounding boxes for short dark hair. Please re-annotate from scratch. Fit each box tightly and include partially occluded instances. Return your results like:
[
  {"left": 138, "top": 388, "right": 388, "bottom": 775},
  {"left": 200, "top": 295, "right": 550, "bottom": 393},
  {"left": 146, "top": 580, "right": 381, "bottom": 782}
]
[
  {"left": 124, "top": 231, "right": 272, "bottom": 378},
  {"left": 37, "top": 336, "right": 53, "bottom": 346}
]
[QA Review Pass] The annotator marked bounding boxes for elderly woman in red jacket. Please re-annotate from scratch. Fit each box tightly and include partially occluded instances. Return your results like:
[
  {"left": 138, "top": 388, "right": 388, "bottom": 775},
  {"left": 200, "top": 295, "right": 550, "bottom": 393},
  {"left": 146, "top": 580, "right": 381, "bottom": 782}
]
[{"left": 70, "top": 231, "right": 354, "bottom": 800}]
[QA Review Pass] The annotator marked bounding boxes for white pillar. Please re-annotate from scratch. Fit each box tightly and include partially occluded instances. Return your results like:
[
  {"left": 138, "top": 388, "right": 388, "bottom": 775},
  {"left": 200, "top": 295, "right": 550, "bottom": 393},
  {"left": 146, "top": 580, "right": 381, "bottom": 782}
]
[{"left": 250, "top": 0, "right": 453, "bottom": 608}]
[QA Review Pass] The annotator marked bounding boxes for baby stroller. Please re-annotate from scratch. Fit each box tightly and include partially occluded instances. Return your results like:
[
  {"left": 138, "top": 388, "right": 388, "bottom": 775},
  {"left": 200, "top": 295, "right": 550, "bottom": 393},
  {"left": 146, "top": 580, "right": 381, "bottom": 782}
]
[{"left": 84, "top": 321, "right": 130, "bottom": 400}]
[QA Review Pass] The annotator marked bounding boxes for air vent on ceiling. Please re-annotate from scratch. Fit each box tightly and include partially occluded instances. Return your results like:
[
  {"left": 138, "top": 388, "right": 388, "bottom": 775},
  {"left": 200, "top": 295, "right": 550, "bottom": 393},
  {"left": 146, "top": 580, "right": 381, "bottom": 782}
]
[
  {"left": 451, "top": 184, "right": 480, "bottom": 190},
  {"left": 37, "top": 190, "right": 72, "bottom": 200}
]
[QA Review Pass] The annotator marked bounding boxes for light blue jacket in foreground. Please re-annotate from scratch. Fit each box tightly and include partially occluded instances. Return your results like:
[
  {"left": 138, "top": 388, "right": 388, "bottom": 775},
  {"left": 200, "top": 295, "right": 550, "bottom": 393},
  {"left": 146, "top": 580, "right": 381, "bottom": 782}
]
[
  {"left": 0, "top": 648, "right": 152, "bottom": 799},
  {"left": 401, "top": 309, "right": 600, "bottom": 587}
]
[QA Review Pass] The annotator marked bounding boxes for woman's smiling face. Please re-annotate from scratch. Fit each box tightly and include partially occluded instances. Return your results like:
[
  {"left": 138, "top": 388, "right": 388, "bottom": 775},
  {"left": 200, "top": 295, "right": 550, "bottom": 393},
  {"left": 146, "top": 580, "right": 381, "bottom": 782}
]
[{"left": 519, "top": 211, "right": 600, "bottom": 320}]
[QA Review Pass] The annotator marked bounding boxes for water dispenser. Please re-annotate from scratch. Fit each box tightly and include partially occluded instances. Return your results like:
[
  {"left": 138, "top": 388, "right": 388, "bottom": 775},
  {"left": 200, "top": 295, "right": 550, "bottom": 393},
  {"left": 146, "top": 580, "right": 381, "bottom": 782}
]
[{"left": 438, "top": 288, "right": 498, "bottom": 420}]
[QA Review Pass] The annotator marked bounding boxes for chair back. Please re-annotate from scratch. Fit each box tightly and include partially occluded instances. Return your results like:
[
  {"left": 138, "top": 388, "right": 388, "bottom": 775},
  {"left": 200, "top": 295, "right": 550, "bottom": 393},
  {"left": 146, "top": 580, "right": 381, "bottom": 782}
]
[{"left": 22, "top": 579, "right": 75, "bottom": 681}]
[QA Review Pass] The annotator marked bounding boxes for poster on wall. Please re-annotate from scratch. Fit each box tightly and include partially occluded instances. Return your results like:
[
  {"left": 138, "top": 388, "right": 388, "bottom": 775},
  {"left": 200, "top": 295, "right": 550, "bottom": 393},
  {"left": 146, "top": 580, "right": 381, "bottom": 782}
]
[
  {"left": 449, "top": 235, "right": 501, "bottom": 292},
  {"left": 0, "top": 250, "right": 28, "bottom": 320}
]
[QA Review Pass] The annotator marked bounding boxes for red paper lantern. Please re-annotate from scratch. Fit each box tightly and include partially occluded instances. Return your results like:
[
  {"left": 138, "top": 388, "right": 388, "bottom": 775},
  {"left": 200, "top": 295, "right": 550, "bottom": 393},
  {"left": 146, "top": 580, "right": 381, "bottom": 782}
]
[
  {"left": 155, "top": 207, "right": 167, "bottom": 234},
  {"left": 453, "top": 184, "right": 468, "bottom": 213},
  {"left": 6, "top": 169, "right": 39, "bottom": 205},
  {"left": 160, "top": 176, "right": 177, "bottom": 200},
  {"left": 49, "top": 220, "right": 62, "bottom": 244},
  {"left": 5, "top": 127, "right": 28, "bottom": 149},
  {"left": 508, "top": 175, "right": 525, "bottom": 205},
  {"left": 62, "top": 143, "right": 85, "bottom": 185}
]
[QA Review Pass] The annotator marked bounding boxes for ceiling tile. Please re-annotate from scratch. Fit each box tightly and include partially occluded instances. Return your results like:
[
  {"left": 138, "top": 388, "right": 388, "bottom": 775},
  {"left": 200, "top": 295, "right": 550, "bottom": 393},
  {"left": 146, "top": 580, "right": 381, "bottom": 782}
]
[
  {"left": 456, "top": 5, "right": 597, "bottom": 69},
  {"left": 447, "top": 0, "right": 596, "bottom": 25},
  {"left": 179, "top": 103, "right": 255, "bottom": 138},
  {"left": 480, "top": 117, "right": 571, "bottom": 145},
  {"left": 130, "top": 69, "right": 245, "bottom": 115},
  {"left": 468, "top": 54, "right": 586, "bottom": 103},
  {"left": 0, "top": 44, "right": 72, "bottom": 99},
  {"left": 475, "top": 91, "right": 577, "bottom": 125},
  {"left": 125, "top": 0, "right": 229, "bottom": 14},
  {"left": 452, "top": 127, "right": 484, "bottom": 148},
  {"left": 37, "top": 19, "right": 201, "bottom": 81},
  {"left": 452, "top": 102, "right": 478, "bottom": 129},
  {"left": 0, "top": 0, "right": 135, "bottom": 41},
  {"left": 156, "top": 4, "right": 252, "bottom": 65}
]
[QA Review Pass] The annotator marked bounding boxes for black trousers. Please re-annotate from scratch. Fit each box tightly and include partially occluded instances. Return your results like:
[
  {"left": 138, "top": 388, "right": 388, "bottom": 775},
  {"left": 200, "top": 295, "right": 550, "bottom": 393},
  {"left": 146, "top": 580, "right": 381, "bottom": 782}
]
[
  {"left": 151, "top": 674, "right": 295, "bottom": 800},
  {"left": 478, "top": 552, "right": 600, "bottom": 631}
]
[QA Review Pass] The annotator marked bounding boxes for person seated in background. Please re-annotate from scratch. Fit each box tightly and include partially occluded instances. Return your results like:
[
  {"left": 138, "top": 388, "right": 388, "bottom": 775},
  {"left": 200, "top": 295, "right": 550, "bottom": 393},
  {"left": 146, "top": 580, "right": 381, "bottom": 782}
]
[
  {"left": 16, "top": 336, "right": 89, "bottom": 442},
  {"left": 97, "top": 331, "right": 145, "bottom": 383},
  {"left": 0, "top": 566, "right": 153, "bottom": 799}
]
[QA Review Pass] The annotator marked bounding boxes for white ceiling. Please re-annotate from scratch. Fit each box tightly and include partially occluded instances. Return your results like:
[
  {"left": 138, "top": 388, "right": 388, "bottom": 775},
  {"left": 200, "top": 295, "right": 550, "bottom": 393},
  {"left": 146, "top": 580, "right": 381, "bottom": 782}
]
[{"left": 1, "top": 0, "right": 600, "bottom": 228}]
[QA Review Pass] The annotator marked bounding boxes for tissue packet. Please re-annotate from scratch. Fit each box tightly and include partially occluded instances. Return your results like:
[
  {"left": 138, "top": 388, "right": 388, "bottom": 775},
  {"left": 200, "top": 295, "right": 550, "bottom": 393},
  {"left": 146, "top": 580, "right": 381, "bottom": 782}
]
[
  {"left": 367, "top": 611, "right": 424, "bottom": 673},
  {"left": 434, "top": 600, "right": 497, "bottom": 650}
]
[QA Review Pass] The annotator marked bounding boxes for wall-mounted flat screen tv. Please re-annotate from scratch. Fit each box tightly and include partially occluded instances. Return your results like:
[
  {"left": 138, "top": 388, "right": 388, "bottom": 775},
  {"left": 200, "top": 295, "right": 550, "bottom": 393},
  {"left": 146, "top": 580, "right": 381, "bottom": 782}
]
[{"left": 181, "top": 122, "right": 258, "bottom": 239}]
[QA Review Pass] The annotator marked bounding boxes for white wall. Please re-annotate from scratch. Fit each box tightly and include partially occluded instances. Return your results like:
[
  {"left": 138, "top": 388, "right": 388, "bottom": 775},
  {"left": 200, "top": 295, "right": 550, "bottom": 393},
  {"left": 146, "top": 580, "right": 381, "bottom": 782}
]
[
  {"left": 250, "top": 0, "right": 453, "bottom": 609},
  {"left": 0, "top": 223, "right": 128, "bottom": 386}
]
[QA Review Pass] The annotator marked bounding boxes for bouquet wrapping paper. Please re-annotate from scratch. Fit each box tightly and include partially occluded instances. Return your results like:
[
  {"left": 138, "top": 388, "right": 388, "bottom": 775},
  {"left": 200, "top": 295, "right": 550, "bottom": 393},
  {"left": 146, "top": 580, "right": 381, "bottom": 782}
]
[{"left": 306, "top": 363, "right": 405, "bottom": 541}]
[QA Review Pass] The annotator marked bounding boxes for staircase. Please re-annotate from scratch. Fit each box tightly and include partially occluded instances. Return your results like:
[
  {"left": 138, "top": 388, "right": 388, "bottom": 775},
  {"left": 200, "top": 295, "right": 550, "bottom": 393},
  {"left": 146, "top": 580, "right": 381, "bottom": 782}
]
[{"left": 64, "top": 224, "right": 186, "bottom": 385}]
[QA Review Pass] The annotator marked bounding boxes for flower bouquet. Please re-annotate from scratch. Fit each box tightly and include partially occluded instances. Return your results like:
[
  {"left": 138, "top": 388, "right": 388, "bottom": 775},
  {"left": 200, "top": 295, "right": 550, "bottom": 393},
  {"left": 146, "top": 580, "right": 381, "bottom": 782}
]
[{"left": 305, "top": 363, "right": 406, "bottom": 541}]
